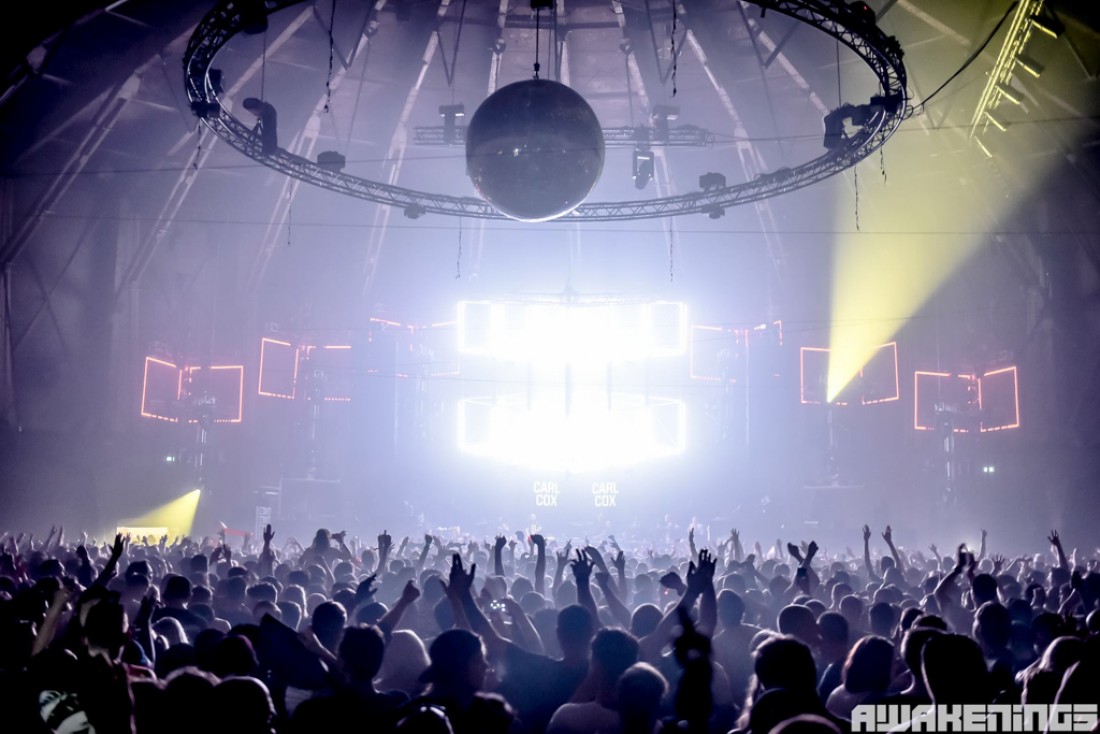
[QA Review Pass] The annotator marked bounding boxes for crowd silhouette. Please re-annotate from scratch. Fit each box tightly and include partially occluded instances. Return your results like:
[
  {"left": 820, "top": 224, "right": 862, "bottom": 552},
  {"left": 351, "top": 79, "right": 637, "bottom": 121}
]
[{"left": 1, "top": 521, "right": 1098, "bottom": 733}]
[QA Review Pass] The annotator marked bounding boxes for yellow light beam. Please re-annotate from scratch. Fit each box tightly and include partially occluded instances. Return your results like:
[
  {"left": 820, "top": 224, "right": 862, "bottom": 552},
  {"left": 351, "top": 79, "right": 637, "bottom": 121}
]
[
  {"left": 827, "top": 233, "right": 982, "bottom": 402},
  {"left": 122, "top": 489, "right": 202, "bottom": 538}
]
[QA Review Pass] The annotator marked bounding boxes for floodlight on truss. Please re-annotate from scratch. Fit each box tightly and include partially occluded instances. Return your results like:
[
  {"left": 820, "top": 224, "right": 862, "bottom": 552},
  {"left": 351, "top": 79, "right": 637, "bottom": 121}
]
[
  {"left": 457, "top": 300, "right": 687, "bottom": 365},
  {"left": 458, "top": 391, "right": 686, "bottom": 473},
  {"left": 183, "top": 0, "right": 909, "bottom": 221}
]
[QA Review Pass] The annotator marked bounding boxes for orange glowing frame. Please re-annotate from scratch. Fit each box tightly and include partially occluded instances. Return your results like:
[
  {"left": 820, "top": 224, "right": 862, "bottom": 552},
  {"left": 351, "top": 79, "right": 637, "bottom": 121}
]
[
  {"left": 183, "top": 365, "right": 244, "bottom": 423},
  {"left": 140, "top": 356, "right": 180, "bottom": 422},
  {"left": 913, "top": 371, "right": 977, "bottom": 432},
  {"left": 258, "top": 337, "right": 299, "bottom": 399},
  {"left": 860, "top": 342, "right": 900, "bottom": 405},
  {"left": 800, "top": 347, "right": 832, "bottom": 404},
  {"left": 979, "top": 366, "right": 1020, "bottom": 432}
]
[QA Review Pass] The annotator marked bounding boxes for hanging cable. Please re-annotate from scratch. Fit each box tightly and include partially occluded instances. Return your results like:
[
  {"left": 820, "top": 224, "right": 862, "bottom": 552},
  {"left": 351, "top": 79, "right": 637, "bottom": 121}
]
[
  {"left": 853, "top": 164, "right": 861, "bottom": 232},
  {"left": 907, "top": 1, "right": 1019, "bottom": 118},
  {"left": 260, "top": 29, "right": 268, "bottom": 100},
  {"left": 287, "top": 192, "right": 293, "bottom": 247},
  {"left": 456, "top": 217, "right": 463, "bottom": 279},
  {"left": 670, "top": 0, "right": 678, "bottom": 97},
  {"left": 534, "top": 6, "right": 542, "bottom": 79},
  {"left": 668, "top": 218, "right": 675, "bottom": 282},
  {"left": 324, "top": 0, "right": 336, "bottom": 113}
]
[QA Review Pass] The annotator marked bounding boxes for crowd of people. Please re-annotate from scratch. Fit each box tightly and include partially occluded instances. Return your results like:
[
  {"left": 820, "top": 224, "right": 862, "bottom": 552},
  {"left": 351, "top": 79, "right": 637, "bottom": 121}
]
[{"left": 1, "top": 521, "right": 1097, "bottom": 733}]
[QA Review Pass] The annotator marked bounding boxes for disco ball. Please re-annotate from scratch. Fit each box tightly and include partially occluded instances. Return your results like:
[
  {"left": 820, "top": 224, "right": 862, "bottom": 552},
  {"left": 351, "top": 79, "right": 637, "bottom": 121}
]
[{"left": 466, "top": 79, "right": 605, "bottom": 222}]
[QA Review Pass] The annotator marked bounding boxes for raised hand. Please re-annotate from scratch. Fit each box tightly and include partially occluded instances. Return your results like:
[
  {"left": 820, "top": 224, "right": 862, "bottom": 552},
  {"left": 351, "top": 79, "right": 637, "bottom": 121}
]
[
  {"left": 863, "top": 525, "right": 872, "bottom": 543},
  {"left": 585, "top": 545, "right": 608, "bottom": 573},
  {"left": 530, "top": 534, "right": 545, "bottom": 549},
  {"left": 494, "top": 535, "right": 507, "bottom": 552},
  {"left": 360, "top": 573, "right": 378, "bottom": 598},
  {"left": 805, "top": 540, "right": 819, "bottom": 564},
  {"left": 929, "top": 543, "right": 938, "bottom": 556},
  {"left": 955, "top": 543, "right": 968, "bottom": 570},
  {"left": 444, "top": 553, "right": 475, "bottom": 598},
  {"left": 263, "top": 524, "right": 275, "bottom": 545},
  {"left": 697, "top": 549, "right": 716, "bottom": 582},
  {"left": 400, "top": 579, "right": 421, "bottom": 604},
  {"left": 882, "top": 525, "right": 893, "bottom": 544},
  {"left": 110, "top": 533, "right": 125, "bottom": 562},
  {"left": 787, "top": 543, "right": 803, "bottom": 563},
  {"left": 612, "top": 550, "right": 626, "bottom": 575},
  {"left": 379, "top": 530, "right": 393, "bottom": 551},
  {"left": 1047, "top": 530, "right": 1062, "bottom": 548},
  {"left": 569, "top": 549, "right": 594, "bottom": 584}
]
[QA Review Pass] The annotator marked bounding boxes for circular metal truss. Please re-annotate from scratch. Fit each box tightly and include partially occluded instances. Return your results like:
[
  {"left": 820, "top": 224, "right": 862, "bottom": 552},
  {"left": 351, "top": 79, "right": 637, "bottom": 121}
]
[{"left": 184, "top": 0, "right": 909, "bottom": 222}]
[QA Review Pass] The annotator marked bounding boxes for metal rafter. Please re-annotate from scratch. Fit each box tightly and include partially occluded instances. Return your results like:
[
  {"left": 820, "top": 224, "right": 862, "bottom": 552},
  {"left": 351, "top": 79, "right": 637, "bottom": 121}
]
[{"left": 183, "top": 0, "right": 909, "bottom": 221}]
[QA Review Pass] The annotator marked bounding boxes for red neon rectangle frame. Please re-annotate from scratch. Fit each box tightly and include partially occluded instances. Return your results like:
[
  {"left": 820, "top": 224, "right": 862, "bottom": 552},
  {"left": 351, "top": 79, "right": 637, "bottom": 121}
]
[
  {"left": 979, "top": 365, "right": 1020, "bottom": 432},
  {"left": 800, "top": 347, "right": 830, "bottom": 404},
  {"left": 861, "top": 342, "right": 900, "bottom": 405},
  {"left": 184, "top": 365, "right": 244, "bottom": 423},
  {"left": 913, "top": 371, "right": 976, "bottom": 432},
  {"left": 258, "top": 337, "right": 299, "bottom": 399},
  {"left": 141, "top": 356, "right": 180, "bottom": 422}
]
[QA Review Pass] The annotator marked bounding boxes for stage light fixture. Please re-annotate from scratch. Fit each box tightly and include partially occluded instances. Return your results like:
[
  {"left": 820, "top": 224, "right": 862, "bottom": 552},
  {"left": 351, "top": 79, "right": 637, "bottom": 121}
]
[
  {"left": 439, "top": 104, "right": 465, "bottom": 144},
  {"left": 1028, "top": 14, "right": 1063, "bottom": 39},
  {"left": 996, "top": 82, "right": 1024, "bottom": 105},
  {"left": 1015, "top": 55, "right": 1043, "bottom": 78},
  {"left": 984, "top": 110, "right": 1008, "bottom": 132},
  {"left": 632, "top": 146, "right": 654, "bottom": 190},
  {"left": 699, "top": 172, "right": 726, "bottom": 191}
]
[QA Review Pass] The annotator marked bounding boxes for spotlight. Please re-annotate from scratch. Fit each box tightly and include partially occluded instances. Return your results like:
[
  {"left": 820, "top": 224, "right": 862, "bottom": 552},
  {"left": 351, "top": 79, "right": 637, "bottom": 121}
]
[
  {"left": 632, "top": 146, "right": 654, "bottom": 190},
  {"left": 822, "top": 105, "right": 854, "bottom": 149},
  {"left": 996, "top": 82, "right": 1024, "bottom": 105},
  {"left": 317, "top": 151, "right": 346, "bottom": 172},
  {"left": 404, "top": 204, "right": 427, "bottom": 219},
  {"left": 209, "top": 69, "right": 224, "bottom": 96},
  {"left": 984, "top": 110, "right": 1008, "bottom": 132},
  {"left": 239, "top": 0, "right": 269, "bottom": 35},
  {"left": 652, "top": 105, "right": 679, "bottom": 143},
  {"left": 242, "top": 97, "right": 278, "bottom": 154},
  {"left": 822, "top": 102, "right": 880, "bottom": 149},
  {"left": 439, "top": 104, "right": 466, "bottom": 144},
  {"left": 705, "top": 205, "right": 725, "bottom": 220},
  {"left": 1029, "top": 14, "right": 1063, "bottom": 39},
  {"left": 699, "top": 172, "right": 726, "bottom": 191},
  {"left": 1015, "top": 55, "right": 1043, "bottom": 78},
  {"left": 846, "top": 2, "right": 876, "bottom": 26}
]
